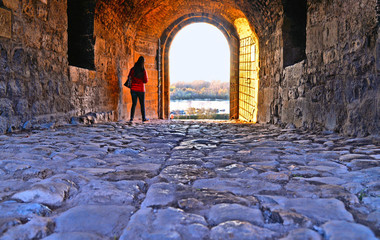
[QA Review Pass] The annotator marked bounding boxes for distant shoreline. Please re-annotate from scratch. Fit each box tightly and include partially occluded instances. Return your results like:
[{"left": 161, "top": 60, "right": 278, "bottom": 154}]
[
  {"left": 170, "top": 99, "right": 230, "bottom": 114},
  {"left": 170, "top": 80, "right": 229, "bottom": 100}
]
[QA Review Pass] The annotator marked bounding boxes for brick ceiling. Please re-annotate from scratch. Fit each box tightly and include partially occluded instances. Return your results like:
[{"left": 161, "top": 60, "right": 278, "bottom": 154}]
[{"left": 96, "top": 0, "right": 282, "bottom": 38}]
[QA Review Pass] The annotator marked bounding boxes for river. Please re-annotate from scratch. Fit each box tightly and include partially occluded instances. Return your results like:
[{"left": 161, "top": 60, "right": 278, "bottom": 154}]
[{"left": 170, "top": 99, "right": 230, "bottom": 114}]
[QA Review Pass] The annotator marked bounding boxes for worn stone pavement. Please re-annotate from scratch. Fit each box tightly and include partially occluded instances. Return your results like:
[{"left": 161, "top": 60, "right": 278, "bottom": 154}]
[{"left": 0, "top": 120, "right": 379, "bottom": 240}]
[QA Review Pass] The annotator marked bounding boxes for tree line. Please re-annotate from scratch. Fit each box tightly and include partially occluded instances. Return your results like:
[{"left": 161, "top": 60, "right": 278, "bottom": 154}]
[{"left": 170, "top": 80, "right": 229, "bottom": 100}]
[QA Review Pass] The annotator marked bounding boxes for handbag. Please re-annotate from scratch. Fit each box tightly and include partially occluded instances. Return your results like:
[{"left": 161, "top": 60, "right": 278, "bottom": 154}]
[{"left": 124, "top": 76, "right": 132, "bottom": 88}]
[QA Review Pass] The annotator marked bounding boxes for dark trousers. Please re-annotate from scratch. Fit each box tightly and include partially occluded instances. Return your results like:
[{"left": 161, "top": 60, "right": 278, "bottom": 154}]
[{"left": 130, "top": 91, "right": 146, "bottom": 120}]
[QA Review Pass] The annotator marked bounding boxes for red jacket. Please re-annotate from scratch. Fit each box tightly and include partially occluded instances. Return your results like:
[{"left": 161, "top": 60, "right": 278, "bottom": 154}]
[{"left": 128, "top": 68, "right": 148, "bottom": 92}]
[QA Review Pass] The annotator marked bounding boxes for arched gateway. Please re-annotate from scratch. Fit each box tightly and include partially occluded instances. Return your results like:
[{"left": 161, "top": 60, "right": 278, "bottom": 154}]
[{"left": 158, "top": 14, "right": 260, "bottom": 122}]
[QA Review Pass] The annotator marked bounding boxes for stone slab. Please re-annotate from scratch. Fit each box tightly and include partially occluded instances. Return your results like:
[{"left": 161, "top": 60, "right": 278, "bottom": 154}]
[
  {"left": 55, "top": 205, "right": 135, "bottom": 238},
  {"left": 280, "top": 228, "right": 321, "bottom": 240},
  {"left": 210, "top": 220, "right": 276, "bottom": 240},
  {"left": 0, "top": 217, "right": 54, "bottom": 240},
  {"left": 120, "top": 207, "right": 208, "bottom": 240},
  {"left": 277, "top": 198, "right": 354, "bottom": 224},
  {"left": 70, "top": 179, "right": 144, "bottom": 205},
  {"left": 322, "top": 220, "right": 377, "bottom": 240},
  {"left": 207, "top": 203, "right": 264, "bottom": 226},
  {"left": 141, "top": 183, "right": 176, "bottom": 208},
  {"left": 193, "top": 178, "right": 282, "bottom": 196},
  {"left": 12, "top": 182, "right": 70, "bottom": 207}
]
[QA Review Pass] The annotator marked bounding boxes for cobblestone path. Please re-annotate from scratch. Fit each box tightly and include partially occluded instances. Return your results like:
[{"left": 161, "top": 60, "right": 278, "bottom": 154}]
[{"left": 0, "top": 121, "right": 379, "bottom": 240}]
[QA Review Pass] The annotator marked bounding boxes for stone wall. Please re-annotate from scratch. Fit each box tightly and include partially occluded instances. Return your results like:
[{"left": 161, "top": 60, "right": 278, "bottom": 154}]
[
  {"left": 303, "top": 0, "right": 378, "bottom": 136},
  {"left": 69, "top": 66, "right": 116, "bottom": 119},
  {"left": 0, "top": 0, "right": 125, "bottom": 134},
  {"left": 0, "top": 0, "right": 71, "bottom": 133},
  {"left": 259, "top": 0, "right": 379, "bottom": 136},
  {"left": 0, "top": 0, "right": 167, "bottom": 133},
  {"left": 256, "top": 14, "right": 283, "bottom": 125}
]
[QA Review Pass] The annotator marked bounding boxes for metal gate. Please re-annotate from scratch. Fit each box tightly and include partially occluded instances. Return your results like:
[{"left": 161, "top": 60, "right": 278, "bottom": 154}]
[{"left": 239, "top": 36, "right": 258, "bottom": 122}]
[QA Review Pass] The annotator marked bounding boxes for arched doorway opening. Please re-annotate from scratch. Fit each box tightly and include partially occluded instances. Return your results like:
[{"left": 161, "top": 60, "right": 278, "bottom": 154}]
[
  {"left": 168, "top": 23, "right": 231, "bottom": 120},
  {"left": 160, "top": 14, "right": 239, "bottom": 120},
  {"left": 159, "top": 14, "right": 259, "bottom": 123}
]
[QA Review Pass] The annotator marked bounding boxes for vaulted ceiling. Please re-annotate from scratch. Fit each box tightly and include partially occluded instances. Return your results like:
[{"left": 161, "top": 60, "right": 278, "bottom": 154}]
[{"left": 95, "top": 0, "right": 282, "bottom": 38}]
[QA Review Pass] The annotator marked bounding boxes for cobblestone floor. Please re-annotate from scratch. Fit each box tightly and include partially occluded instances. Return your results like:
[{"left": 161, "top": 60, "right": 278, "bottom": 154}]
[{"left": 0, "top": 120, "right": 379, "bottom": 240}]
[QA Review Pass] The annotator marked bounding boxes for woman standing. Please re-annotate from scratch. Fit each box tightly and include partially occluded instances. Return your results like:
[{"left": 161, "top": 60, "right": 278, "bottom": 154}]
[{"left": 128, "top": 56, "right": 149, "bottom": 122}]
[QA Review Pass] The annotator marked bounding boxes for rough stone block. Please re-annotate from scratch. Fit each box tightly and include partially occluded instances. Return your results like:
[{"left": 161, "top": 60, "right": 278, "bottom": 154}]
[
  {"left": 36, "top": 2, "right": 47, "bottom": 21},
  {"left": 288, "top": 88, "right": 299, "bottom": 100},
  {"left": 322, "top": 220, "right": 377, "bottom": 240},
  {"left": 207, "top": 203, "right": 264, "bottom": 226},
  {"left": 95, "top": 37, "right": 106, "bottom": 53},
  {"left": 324, "top": 106, "right": 338, "bottom": 131},
  {"left": 0, "top": 81, "right": 7, "bottom": 97},
  {"left": 55, "top": 205, "right": 135, "bottom": 238},
  {"left": 22, "top": 0, "right": 34, "bottom": 18},
  {"left": 141, "top": 183, "right": 176, "bottom": 208},
  {"left": 280, "top": 228, "right": 322, "bottom": 240},
  {"left": 0, "top": 217, "right": 54, "bottom": 239},
  {"left": 377, "top": 34, "right": 380, "bottom": 73},
  {"left": 120, "top": 208, "right": 208, "bottom": 240},
  {"left": 69, "top": 66, "right": 80, "bottom": 83},
  {"left": 0, "top": 98, "right": 14, "bottom": 117},
  {"left": 293, "top": 99, "right": 307, "bottom": 128},
  {"left": 308, "top": 102, "right": 324, "bottom": 125},
  {"left": 0, "top": 8, "right": 12, "bottom": 39},
  {"left": 278, "top": 87, "right": 287, "bottom": 101},
  {"left": 350, "top": 38, "right": 365, "bottom": 53},
  {"left": 306, "top": 25, "right": 323, "bottom": 53},
  {"left": 0, "top": 45, "right": 8, "bottom": 73},
  {"left": 281, "top": 99, "right": 293, "bottom": 124},
  {"left": 309, "top": 85, "right": 324, "bottom": 103},
  {"left": 262, "top": 87, "right": 274, "bottom": 121},
  {"left": 284, "top": 60, "right": 304, "bottom": 88},
  {"left": 135, "top": 39, "right": 157, "bottom": 55},
  {"left": 96, "top": 56, "right": 108, "bottom": 72},
  {"left": 12, "top": 180, "right": 70, "bottom": 207},
  {"left": 210, "top": 221, "right": 276, "bottom": 240},
  {"left": 24, "top": 24, "right": 41, "bottom": 48},
  {"left": 323, "top": 19, "right": 338, "bottom": 48},
  {"left": 16, "top": 99, "right": 28, "bottom": 115},
  {"left": 0, "top": 116, "right": 7, "bottom": 133},
  {"left": 323, "top": 49, "right": 338, "bottom": 64},
  {"left": 144, "top": 55, "right": 156, "bottom": 66},
  {"left": 3, "top": 0, "right": 19, "bottom": 10}
]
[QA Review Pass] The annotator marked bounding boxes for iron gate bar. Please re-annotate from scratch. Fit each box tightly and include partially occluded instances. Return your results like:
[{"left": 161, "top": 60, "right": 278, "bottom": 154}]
[{"left": 239, "top": 35, "right": 257, "bottom": 122}]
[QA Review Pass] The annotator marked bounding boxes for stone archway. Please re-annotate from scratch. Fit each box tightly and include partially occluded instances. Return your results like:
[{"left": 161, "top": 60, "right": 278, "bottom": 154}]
[
  {"left": 159, "top": 13, "right": 260, "bottom": 122},
  {"left": 159, "top": 13, "right": 240, "bottom": 120}
]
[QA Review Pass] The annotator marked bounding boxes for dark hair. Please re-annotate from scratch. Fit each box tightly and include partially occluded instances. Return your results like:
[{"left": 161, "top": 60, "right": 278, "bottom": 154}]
[{"left": 133, "top": 56, "right": 145, "bottom": 77}]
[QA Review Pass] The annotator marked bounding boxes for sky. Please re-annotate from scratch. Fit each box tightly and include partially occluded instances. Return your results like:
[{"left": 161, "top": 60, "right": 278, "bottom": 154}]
[{"left": 169, "top": 23, "right": 230, "bottom": 83}]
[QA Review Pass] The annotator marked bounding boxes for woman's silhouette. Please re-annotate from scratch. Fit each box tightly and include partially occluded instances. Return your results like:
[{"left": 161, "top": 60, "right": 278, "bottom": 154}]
[{"left": 127, "top": 56, "right": 149, "bottom": 123}]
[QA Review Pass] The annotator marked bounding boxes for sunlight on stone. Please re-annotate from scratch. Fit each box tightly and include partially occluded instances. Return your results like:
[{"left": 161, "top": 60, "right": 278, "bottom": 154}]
[{"left": 234, "top": 18, "right": 260, "bottom": 123}]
